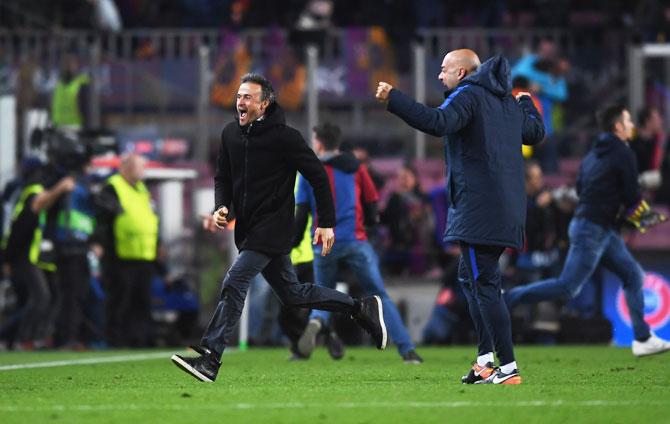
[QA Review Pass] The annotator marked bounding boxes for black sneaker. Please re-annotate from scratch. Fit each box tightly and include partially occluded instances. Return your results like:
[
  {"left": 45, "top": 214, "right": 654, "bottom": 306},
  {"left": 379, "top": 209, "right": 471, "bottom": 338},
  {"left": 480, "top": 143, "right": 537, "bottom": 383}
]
[
  {"left": 171, "top": 351, "right": 221, "bottom": 383},
  {"left": 402, "top": 350, "right": 423, "bottom": 364},
  {"left": 288, "top": 351, "right": 309, "bottom": 361},
  {"left": 353, "top": 295, "right": 387, "bottom": 350},
  {"left": 297, "top": 318, "right": 323, "bottom": 358},
  {"left": 325, "top": 330, "right": 345, "bottom": 360},
  {"left": 461, "top": 361, "right": 495, "bottom": 384}
]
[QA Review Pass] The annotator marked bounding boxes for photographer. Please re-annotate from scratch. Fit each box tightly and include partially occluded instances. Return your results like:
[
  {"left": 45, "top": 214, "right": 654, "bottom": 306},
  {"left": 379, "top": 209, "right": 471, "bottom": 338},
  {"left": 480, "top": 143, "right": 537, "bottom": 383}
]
[{"left": 516, "top": 161, "right": 576, "bottom": 281}]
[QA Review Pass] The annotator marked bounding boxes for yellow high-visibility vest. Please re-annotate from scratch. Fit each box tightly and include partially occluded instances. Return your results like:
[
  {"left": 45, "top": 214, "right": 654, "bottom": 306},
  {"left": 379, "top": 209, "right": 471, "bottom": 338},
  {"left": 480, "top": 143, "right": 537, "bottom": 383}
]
[
  {"left": 108, "top": 174, "right": 158, "bottom": 261},
  {"left": 51, "top": 74, "right": 89, "bottom": 127}
]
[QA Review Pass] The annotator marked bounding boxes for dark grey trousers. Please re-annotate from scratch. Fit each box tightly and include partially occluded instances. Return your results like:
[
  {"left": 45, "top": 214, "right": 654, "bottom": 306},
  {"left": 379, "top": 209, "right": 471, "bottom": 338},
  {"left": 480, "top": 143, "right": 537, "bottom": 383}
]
[{"left": 201, "top": 250, "right": 355, "bottom": 358}]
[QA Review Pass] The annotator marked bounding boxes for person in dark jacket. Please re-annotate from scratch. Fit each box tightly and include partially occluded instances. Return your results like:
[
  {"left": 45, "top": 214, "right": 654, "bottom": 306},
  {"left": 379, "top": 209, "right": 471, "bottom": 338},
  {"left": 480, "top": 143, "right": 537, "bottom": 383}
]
[
  {"left": 295, "top": 122, "right": 423, "bottom": 364},
  {"left": 172, "top": 73, "right": 387, "bottom": 383},
  {"left": 376, "top": 49, "right": 545, "bottom": 385},
  {"left": 507, "top": 104, "right": 670, "bottom": 357}
]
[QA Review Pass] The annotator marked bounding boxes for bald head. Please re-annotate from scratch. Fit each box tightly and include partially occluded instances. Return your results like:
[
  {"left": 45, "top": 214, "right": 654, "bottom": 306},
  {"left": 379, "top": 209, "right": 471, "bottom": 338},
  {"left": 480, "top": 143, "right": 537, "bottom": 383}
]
[
  {"left": 439, "top": 49, "right": 481, "bottom": 90},
  {"left": 119, "top": 153, "right": 146, "bottom": 186}
]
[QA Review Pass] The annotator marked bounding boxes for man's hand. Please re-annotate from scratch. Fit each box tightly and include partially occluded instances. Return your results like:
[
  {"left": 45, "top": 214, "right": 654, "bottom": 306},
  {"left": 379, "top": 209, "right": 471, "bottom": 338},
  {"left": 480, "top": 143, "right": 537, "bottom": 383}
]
[
  {"left": 515, "top": 91, "right": 532, "bottom": 101},
  {"left": 57, "top": 176, "right": 76, "bottom": 193},
  {"left": 536, "top": 191, "right": 552, "bottom": 208},
  {"left": 313, "top": 227, "right": 335, "bottom": 256},
  {"left": 375, "top": 82, "right": 393, "bottom": 103},
  {"left": 211, "top": 206, "right": 229, "bottom": 230},
  {"left": 90, "top": 243, "right": 104, "bottom": 258},
  {"left": 200, "top": 214, "right": 218, "bottom": 232}
]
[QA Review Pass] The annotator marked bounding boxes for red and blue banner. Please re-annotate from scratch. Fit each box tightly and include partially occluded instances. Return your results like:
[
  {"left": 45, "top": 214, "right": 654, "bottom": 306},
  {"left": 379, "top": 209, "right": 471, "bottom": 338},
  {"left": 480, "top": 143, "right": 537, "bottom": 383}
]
[{"left": 603, "top": 269, "right": 670, "bottom": 346}]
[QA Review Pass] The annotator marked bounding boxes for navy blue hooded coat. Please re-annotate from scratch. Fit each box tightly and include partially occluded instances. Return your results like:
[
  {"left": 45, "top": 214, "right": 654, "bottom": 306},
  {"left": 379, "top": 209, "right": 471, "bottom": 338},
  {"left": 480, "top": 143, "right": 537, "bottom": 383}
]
[{"left": 387, "top": 55, "right": 545, "bottom": 249}]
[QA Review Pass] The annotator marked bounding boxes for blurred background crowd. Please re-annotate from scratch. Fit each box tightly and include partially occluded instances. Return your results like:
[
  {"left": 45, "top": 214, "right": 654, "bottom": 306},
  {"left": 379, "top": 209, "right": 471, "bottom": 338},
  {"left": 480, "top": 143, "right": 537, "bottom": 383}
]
[{"left": 1, "top": 0, "right": 670, "bottom": 352}]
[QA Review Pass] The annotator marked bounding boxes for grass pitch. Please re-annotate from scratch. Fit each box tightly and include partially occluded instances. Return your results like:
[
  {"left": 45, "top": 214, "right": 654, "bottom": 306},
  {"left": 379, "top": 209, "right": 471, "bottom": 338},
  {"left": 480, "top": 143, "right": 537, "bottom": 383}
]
[{"left": 0, "top": 346, "right": 668, "bottom": 423}]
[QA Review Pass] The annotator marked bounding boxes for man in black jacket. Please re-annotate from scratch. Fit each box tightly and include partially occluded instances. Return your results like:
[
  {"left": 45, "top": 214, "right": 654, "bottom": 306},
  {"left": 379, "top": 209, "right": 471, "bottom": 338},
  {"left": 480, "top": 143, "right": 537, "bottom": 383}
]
[
  {"left": 376, "top": 49, "right": 545, "bottom": 384},
  {"left": 172, "top": 73, "right": 387, "bottom": 382},
  {"left": 507, "top": 104, "right": 670, "bottom": 357}
]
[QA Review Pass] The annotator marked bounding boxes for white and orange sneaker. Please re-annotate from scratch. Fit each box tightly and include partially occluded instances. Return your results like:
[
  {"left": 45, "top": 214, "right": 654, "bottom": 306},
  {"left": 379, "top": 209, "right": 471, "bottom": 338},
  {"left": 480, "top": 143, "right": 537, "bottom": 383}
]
[
  {"left": 461, "top": 361, "right": 495, "bottom": 384},
  {"left": 476, "top": 367, "right": 522, "bottom": 385}
]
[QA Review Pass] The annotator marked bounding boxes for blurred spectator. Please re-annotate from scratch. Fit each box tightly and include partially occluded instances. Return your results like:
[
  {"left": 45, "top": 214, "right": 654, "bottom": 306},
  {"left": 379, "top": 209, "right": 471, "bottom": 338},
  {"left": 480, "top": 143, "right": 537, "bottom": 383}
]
[
  {"left": 512, "top": 40, "right": 569, "bottom": 172},
  {"left": 506, "top": 160, "right": 577, "bottom": 343},
  {"left": 210, "top": 31, "right": 252, "bottom": 109},
  {"left": 512, "top": 76, "right": 544, "bottom": 160},
  {"left": 380, "top": 165, "right": 433, "bottom": 275},
  {"left": 94, "top": 153, "right": 158, "bottom": 347},
  {"left": 351, "top": 145, "right": 385, "bottom": 191},
  {"left": 635, "top": 0, "right": 670, "bottom": 42},
  {"left": 656, "top": 137, "right": 670, "bottom": 206},
  {"left": 631, "top": 107, "right": 665, "bottom": 174},
  {"left": 512, "top": 40, "right": 569, "bottom": 137},
  {"left": 50, "top": 54, "right": 89, "bottom": 130},
  {"left": 87, "top": 0, "right": 123, "bottom": 33},
  {"left": 514, "top": 160, "right": 576, "bottom": 283}
]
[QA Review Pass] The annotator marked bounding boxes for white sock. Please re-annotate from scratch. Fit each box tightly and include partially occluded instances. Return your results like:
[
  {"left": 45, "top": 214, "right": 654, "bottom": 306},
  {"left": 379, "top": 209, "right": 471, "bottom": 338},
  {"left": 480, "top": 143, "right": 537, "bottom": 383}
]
[
  {"left": 500, "top": 361, "right": 517, "bottom": 374},
  {"left": 477, "top": 352, "right": 494, "bottom": 366}
]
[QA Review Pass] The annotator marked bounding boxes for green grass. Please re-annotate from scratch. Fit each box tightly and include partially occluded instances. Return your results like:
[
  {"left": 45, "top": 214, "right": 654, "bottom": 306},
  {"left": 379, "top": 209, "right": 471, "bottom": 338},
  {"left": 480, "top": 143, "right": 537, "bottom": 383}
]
[{"left": 1, "top": 346, "right": 669, "bottom": 423}]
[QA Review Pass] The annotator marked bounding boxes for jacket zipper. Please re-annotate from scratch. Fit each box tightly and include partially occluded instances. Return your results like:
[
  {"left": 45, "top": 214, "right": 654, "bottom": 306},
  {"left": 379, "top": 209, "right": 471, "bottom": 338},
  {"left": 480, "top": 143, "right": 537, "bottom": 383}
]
[{"left": 242, "top": 123, "right": 252, "bottom": 217}]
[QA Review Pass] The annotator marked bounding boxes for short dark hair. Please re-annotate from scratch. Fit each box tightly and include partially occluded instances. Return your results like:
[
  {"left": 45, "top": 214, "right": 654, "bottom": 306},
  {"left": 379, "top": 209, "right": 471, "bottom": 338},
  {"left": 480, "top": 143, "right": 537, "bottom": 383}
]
[
  {"left": 313, "top": 122, "right": 342, "bottom": 150},
  {"left": 512, "top": 76, "right": 530, "bottom": 90},
  {"left": 596, "top": 104, "right": 627, "bottom": 132},
  {"left": 637, "top": 107, "right": 657, "bottom": 127},
  {"left": 240, "top": 73, "right": 276, "bottom": 104}
]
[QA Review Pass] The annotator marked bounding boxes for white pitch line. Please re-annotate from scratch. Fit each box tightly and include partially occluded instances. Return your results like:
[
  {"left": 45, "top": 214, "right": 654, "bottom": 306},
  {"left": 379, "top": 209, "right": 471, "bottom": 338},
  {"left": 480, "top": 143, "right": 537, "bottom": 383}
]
[
  {"left": 0, "top": 400, "right": 666, "bottom": 413},
  {"left": 0, "top": 350, "right": 205, "bottom": 371}
]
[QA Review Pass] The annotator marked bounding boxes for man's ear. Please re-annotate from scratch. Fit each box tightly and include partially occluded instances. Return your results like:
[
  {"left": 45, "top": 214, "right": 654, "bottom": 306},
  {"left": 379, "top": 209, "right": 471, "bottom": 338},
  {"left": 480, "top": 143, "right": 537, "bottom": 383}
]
[
  {"left": 261, "top": 99, "right": 270, "bottom": 112},
  {"left": 458, "top": 68, "right": 466, "bottom": 81}
]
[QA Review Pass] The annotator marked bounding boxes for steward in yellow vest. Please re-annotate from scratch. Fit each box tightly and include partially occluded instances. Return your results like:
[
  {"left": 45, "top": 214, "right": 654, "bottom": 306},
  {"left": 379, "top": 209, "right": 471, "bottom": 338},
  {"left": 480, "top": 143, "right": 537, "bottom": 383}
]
[
  {"left": 95, "top": 154, "right": 158, "bottom": 347},
  {"left": 51, "top": 55, "right": 89, "bottom": 129},
  {"left": 107, "top": 173, "right": 158, "bottom": 261}
]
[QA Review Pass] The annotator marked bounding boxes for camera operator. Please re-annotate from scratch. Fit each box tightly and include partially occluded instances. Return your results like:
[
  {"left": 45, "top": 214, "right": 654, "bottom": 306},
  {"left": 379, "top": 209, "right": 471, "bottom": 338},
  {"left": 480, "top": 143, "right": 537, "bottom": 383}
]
[
  {"left": 40, "top": 133, "right": 98, "bottom": 349},
  {"left": 1, "top": 160, "right": 74, "bottom": 350}
]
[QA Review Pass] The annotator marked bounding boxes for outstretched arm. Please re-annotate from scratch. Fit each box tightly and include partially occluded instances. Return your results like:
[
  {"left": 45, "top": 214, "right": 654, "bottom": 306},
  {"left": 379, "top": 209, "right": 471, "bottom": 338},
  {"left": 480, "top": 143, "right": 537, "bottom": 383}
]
[{"left": 376, "top": 82, "right": 475, "bottom": 137}]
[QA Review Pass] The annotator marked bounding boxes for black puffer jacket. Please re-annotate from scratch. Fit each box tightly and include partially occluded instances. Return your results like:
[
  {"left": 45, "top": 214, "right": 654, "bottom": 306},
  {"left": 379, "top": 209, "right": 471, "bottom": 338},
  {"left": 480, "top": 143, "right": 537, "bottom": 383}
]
[{"left": 215, "top": 103, "right": 335, "bottom": 255}]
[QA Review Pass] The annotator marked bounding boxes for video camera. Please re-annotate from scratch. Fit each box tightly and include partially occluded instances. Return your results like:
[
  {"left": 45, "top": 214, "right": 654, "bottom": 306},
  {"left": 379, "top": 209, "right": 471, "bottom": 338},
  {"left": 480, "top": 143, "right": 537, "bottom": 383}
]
[{"left": 31, "top": 127, "right": 118, "bottom": 173}]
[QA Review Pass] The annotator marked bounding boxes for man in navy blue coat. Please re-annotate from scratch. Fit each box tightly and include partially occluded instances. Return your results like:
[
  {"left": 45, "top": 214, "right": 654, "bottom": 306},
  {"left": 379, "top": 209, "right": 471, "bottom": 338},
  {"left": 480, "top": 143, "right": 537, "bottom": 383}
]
[
  {"left": 376, "top": 49, "right": 545, "bottom": 384},
  {"left": 506, "top": 104, "right": 670, "bottom": 357}
]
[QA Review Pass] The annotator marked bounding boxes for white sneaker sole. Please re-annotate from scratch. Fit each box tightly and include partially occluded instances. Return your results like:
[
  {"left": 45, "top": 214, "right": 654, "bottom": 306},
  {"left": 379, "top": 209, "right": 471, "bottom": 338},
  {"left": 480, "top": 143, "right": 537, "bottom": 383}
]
[
  {"left": 171, "top": 355, "right": 214, "bottom": 382},
  {"left": 297, "top": 320, "right": 321, "bottom": 357},
  {"left": 633, "top": 346, "right": 670, "bottom": 357},
  {"left": 373, "top": 295, "right": 388, "bottom": 350}
]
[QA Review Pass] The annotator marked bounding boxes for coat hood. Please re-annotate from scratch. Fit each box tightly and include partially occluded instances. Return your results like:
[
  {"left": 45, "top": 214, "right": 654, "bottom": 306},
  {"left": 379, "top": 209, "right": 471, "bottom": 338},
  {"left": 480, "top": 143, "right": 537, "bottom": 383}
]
[
  {"left": 594, "top": 132, "right": 625, "bottom": 157},
  {"left": 461, "top": 55, "right": 512, "bottom": 98},
  {"left": 321, "top": 151, "right": 360, "bottom": 174}
]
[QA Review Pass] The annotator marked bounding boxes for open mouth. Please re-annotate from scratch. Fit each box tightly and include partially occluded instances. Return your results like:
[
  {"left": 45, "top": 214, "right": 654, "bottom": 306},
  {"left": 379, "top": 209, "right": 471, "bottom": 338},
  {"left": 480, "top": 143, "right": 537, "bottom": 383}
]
[{"left": 238, "top": 110, "right": 248, "bottom": 120}]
